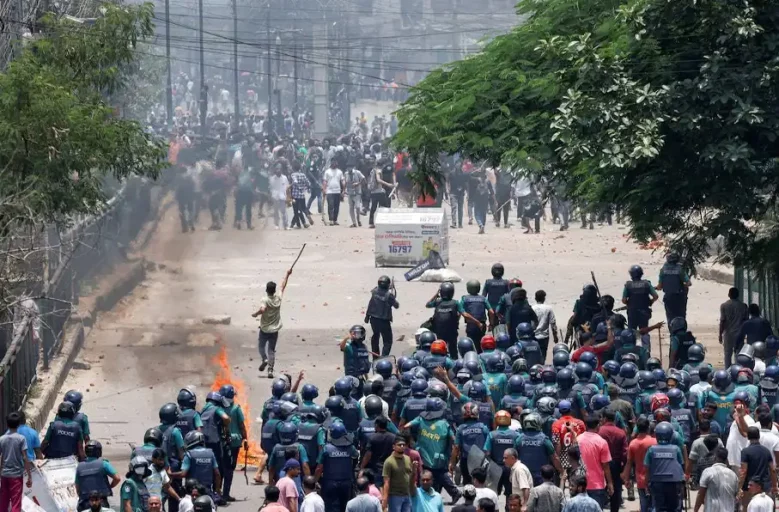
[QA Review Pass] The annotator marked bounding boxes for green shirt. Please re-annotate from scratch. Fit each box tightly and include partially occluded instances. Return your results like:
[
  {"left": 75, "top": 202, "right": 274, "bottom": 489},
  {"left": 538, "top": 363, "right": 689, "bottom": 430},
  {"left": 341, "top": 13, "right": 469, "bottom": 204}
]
[
  {"left": 120, "top": 478, "right": 148, "bottom": 512},
  {"left": 383, "top": 454, "right": 414, "bottom": 497},
  {"left": 484, "top": 372, "right": 508, "bottom": 406},
  {"left": 226, "top": 404, "right": 246, "bottom": 448},
  {"left": 44, "top": 418, "right": 83, "bottom": 442},
  {"left": 259, "top": 293, "right": 283, "bottom": 333},
  {"left": 407, "top": 417, "right": 454, "bottom": 469},
  {"left": 55, "top": 413, "right": 90, "bottom": 437}
]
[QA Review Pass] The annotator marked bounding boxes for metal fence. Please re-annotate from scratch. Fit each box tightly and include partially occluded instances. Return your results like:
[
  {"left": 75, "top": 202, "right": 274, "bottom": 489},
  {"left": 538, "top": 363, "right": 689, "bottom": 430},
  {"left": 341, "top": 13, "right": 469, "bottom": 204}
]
[
  {"left": 733, "top": 267, "right": 779, "bottom": 332},
  {"left": 0, "top": 178, "right": 156, "bottom": 431}
]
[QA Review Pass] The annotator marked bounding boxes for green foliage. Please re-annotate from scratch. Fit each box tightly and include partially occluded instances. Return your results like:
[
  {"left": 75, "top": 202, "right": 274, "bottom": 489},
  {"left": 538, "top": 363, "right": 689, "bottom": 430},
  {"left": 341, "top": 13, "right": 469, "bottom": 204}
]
[
  {"left": 394, "top": 0, "right": 779, "bottom": 271},
  {"left": 0, "top": 3, "right": 166, "bottom": 230}
]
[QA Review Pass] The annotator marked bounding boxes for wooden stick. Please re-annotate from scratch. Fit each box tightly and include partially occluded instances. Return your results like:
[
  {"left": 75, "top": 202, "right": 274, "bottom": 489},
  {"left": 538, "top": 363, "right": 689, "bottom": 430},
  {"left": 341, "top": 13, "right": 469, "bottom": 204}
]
[{"left": 289, "top": 244, "right": 307, "bottom": 273}]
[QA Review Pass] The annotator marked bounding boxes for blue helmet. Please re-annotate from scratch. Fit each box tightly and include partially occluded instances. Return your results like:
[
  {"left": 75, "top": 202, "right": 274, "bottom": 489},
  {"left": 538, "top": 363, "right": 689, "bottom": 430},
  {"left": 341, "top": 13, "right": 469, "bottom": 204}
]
[
  {"left": 541, "top": 365, "right": 557, "bottom": 384},
  {"left": 329, "top": 422, "right": 348, "bottom": 440},
  {"left": 507, "top": 375, "right": 525, "bottom": 394},
  {"left": 603, "top": 360, "right": 621, "bottom": 378},
  {"left": 334, "top": 377, "right": 353, "bottom": 398},
  {"left": 619, "top": 362, "right": 638, "bottom": 380},
  {"left": 652, "top": 368, "right": 667, "bottom": 386},
  {"left": 687, "top": 344, "right": 705, "bottom": 363},
  {"left": 552, "top": 351, "right": 570, "bottom": 371},
  {"left": 667, "top": 387, "right": 684, "bottom": 406},
  {"left": 278, "top": 421, "right": 299, "bottom": 444},
  {"left": 496, "top": 332, "right": 512, "bottom": 350},
  {"left": 558, "top": 399, "right": 572, "bottom": 413},
  {"left": 465, "top": 360, "right": 482, "bottom": 377},
  {"left": 396, "top": 356, "right": 410, "bottom": 371},
  {"left": 281, "top": 392, "right": 299, "bottom": 405},
  {"left": 557, "top": 368, "right": 575, "bottom": 388},
  {"left": 646, "top": 357, "right": 662, "bottom": 372},
  {"left": 767, "top": 335, "right": 779, "bottom": 354},
  {"left": 301, "top": 384, "right": 319, "bottom": 401},
  {"left": 734, "top": 390, "right": 750, "bottom": 404},
  {"left": 177, "top": 388, "right": 197, "bottom": 408},
  {"left": 516, "top": 323, "right": 534, "bottom": 340},
  {"left": 765, "top": 365, "right": 779, "bottom": 384},
  {"left": 590, "top": 394, "right": 609, "bottom": 411},
  {"left": 468, "top": 381, "right": 488, "bottom": 400},
  {"left": 553, "top": 343, "right": 570, "bottom": 355},
  {"left": 418, "top": 331, "right": 437, "bottom": 350},
  {"left": 272, "top": 379, "right": 288, "bottom": 398},
  {"left": 219, "top": 385, "right": 236, "bottom": 400},
  {"left": 64, "top": 390, "right": 83, "bottom": 412},
  {"left": 425, "top": 397, "right": 446, "bottom": 414},
  {"left": 505, "top": 345, "right": 522, "bottom": 363},
  {"left": 306, "top": 404, "right": 327, "bottom": 424},
  {"left": 400, "top": 358, "right": 420, "bottom": 372},
  {"left": 713, "top": 370, "right": 731, "bottom": 391},
  {"left": 654, "top": 421, "right": 674, "bottom": 442},
  {"left": 669, "top": 317, "right": 687, "bottom": 334},
  {"left": 375, "top": 359, "right": 393, "bottom": 378},
  {"left": 594, "top": 322, "right": 609, "bottom": 342},
  {"left": 578, "top": 351, "right": 597, "bottom": 370},
  {"left": 324, "top": 395, "right": 345, "bottom": 415},
  {"left": 206, "top": 391, "right": 225, "bottom": 407},
  {"left": 638, "top": 370, "right": 656, "bottom": 390},
  {"left": 411, "top": 379, "right": 429, "bottom": 397},
  {"left": 629, "top": 265, "right": 643, "bottom": 279},
  {"left": 575, "top": 362, "right": 593, "bottom": 381},
  {"left": 457, "top": 337, "right": 475, "bottom": 356},
  {"left": 410, "top": 367, "right": 430, "bottom": 381},
  {"left": 728, "top": 364, "right": 743, "bottom": 383},
  {"left": 485, "top": 353, "right": 505, "bottom": 373},
  {"left": 400, "top": 372, "right": 415, "bottom": 387},
  {"left": 620, "top": 329, "right": 636, "bottom": 346},
  {"left": 529, "top": 364, "right": 544, "bottom": 383}
]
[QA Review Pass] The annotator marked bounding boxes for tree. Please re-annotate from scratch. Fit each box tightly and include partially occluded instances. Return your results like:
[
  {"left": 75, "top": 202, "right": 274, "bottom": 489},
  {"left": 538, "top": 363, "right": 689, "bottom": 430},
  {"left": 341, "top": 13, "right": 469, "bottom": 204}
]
[{"left": 394, "top": 0, "right": 779, "bottom": 271}]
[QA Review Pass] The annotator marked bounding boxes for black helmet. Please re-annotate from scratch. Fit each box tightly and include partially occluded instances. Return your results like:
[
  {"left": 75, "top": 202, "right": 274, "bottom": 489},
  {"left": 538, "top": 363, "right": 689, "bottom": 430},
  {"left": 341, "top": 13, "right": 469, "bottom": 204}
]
[
  {"left": 687, "top": 343, "right": 705, "bottom": 362},
  {"left": 85, "top": 440, "right": 102, "bottom": 458},
  {"left": 378, "top": 276, "right": 391, "bottom": 289},
  {"left": 466, "top": 279, "right": 481, "bottom": 295},
  {"left": 418, "top": 331, "right": 437, "bottom": 350},
  {"left": 159, "top": 403, "right": 180, "bottom": 425},
  {"left": 350, "top": 325, "right": 367, "bottom": 342},
  {"left": 491, "top": 263, "right": 505, "bottom": 278},
  {"left": 64, "top": 390, "right": 84, "bottom": 412},
  {"left": 646, "top": 357, "right": 662, "bottom": 371},
  {"left": 753, "top": 341, "right": 767, "bottom": 360},
  {"left": 629, "top": 265, "right": 643, "bottom": 279},
  {"left": 364, "top": 395, "right": 384, "bottom": 419},
  {"left": 439, "top": 282, "right": 455, "bottom": 300},
  {"left": 457, "top": 337, "right": 475, "bottom": 356},
  {"left": 57, "top": 401, "right": 75, "bottom": 419},
  {"left": 144, "top": 427, "right": 164, "bottom": 447},
  {"left": 193, "top": 496, "right": 213, "bottom": 512},
  {"left": 184, "top": 430, "right": 206, "bottom": 449},
  {"left": 177, "top": 388, "right": 197, "bottom": 408},
  {"left": 666, "top": 253, "right": 680, "bottom": 264}
]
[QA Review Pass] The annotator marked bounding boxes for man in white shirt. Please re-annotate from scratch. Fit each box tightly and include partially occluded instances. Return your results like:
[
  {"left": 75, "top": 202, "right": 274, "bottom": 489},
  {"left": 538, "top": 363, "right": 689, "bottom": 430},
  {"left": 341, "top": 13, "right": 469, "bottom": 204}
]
[
  {"left": 757, "top": 412, "right": 779, "bottom": 463},
  {"left": 269, "top": 165, "right": 290, "bottom": 230},
  {"left": 470, "top": 467, "right": 498, "bottom": 507},
  {"left": 532, "top": 290, "right": 559, "bottom": 362},
  {"left": 727, "top": 398, "right": 756, "bottom": 470},
  {"left": 504, "top": 448, "right": 533, "bottom": 507},
  {"left": 322, "top": 161, "right": 345, "bottom": 226},
  {"left": 300, "top": 476, "right": 325, "bottom": 512},
  {"left": 746, "top": 478, "right": 774, "bottom": 512}
]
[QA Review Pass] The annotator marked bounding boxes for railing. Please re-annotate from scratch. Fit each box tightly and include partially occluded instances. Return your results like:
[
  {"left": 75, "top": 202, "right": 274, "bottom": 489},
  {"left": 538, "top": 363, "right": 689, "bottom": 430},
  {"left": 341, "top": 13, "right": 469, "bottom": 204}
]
[
  {"left": 0, "top": 320, "right": 39, "bottom": 430},
  {"left": 733, "top": 267, "right": 779, "bottom": 332}
]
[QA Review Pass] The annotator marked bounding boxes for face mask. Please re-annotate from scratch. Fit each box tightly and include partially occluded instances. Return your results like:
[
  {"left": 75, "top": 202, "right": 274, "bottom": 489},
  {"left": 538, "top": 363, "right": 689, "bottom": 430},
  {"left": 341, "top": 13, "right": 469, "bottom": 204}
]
[
  {"left": 225, "top": 398, "right": 234, "bottom": 406},
  {"left": 135, "top": 467, "right": 147, "bottom": 476}
]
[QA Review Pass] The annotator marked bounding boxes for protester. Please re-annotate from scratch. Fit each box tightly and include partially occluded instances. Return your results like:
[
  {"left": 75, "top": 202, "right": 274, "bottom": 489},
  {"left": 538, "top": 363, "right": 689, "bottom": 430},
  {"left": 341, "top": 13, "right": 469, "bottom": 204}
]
[
  {"left": 575, "top": 416, "right": 613, "bottom": 508},
  {"left": 0, "top": 412, "right": 32, "bottom": 512},
  {"left": 253, "top": 269, "right": 292, "bottom": 379},
  {"left": 720, "top": 287, "right": 749, "bottom": 367},
  {"left": 346, "top": 477, "right": 382, "bottom": 512},
  {"left": 412, "top": 470, "right": 443, "bottom": 512},
  {"left": 526, "top": 465, "right": 564, "bottom": 512},
  {"left": 695, "top": 448, "right": 739, "bottom": 512},
  {"left": 300, "top": 476, "right": 325, "bottom": 512}
]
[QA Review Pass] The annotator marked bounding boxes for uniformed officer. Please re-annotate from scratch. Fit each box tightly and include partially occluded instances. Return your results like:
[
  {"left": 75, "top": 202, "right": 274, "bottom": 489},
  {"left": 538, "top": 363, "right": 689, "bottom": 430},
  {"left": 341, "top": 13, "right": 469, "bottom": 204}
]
[
  {"left": 515, "top": 413, "right": 561, "bottom": 486},
  {"left": 421, "top": 340, "right": 455, "bottom": 374},
  {"left": 452, "top": 402, "right": 489, "bottom": 485},
  {"left": 261, "top": 379, "right": 288, "bottom": 423},
  {"left": 200, "top": 391, "right": 231, "bottom": 483},
  {"left": 364, "top": 275, "right": 399, "bottom": 358},
  {"left": 655, "top": 253, "right": 691, "bottom": 326},
  {"left": 669, "top": 317, "right": 696, "bottom": 369},
  {"left": 315, "top": 422, "right": 359, "bottom": 512},
  {"left": 375, "top": 359, "right": 401, "bottom": 414},
  {"left": 760, "top": 365, "right": 779, "bottom": 407},
  {"left": 483, "top": 263, "right": 510, "bottom": 322},
  {"left": 341, "top": 325, "right": 372, "bottom": 381},
  {"left": 426, "top": 282, "right": 461, "bottom": 359},
  {"left": 517, "top": 323, "right": 542, "bottom": 367},
  {"left": 556, "top": 368, "right": 587, "bottom": 419},
  {"left": 64, "top": 390, "right": 91, "bottom": 443},
  {"left": 622, "top": 265, "right": 658, "bottom": 329},
  {"left": 500, "top": 374, "right": 530, "bottom": 412},
  {"left": 75, "top": 440, "right": 120, "bottom": 511},
  {"left": 572, "top": 363, "right": 599, "bottom": 413},
  {"left": 466, "top": 381, "right": 495, "bottom": 428},
  {"left": 181, "top": 431, "right": 222, "bottom": 501},
  {"left": 483, "top": 410, "right": 520, "bottom": 502},
  {"left": 176, "top": 388, "right": 203, "bottom": 437},
  {"left": 460, "top": 279, "right": 493, "bottom": 344},
  {"left": 299, "top": 384, "right": 320, "bottom": 417},
  {"left": 645, "top": 422, "right": 685, "bottom": 512},
  {"left": 667, "top": 388, "right": 696, "bottom": 450},
  {"left": 219, "top": 384, "right": 247, "bottom": 502},
  {"left": 121, "top": 456, "right": 152, "bottom": 512},
  {"left": 414, "top": 331, "right": 436, "bottom": 362},
  {"left": 157, "top": 403, "right": 185, "bottom": 512},
  {"left": 681, "top": 344, "right": 713, "bottom": 385},
  {"left": 132, "top": 428, "right": 163, "bottom": 462},
  {"left": 614, "top": 330, "right": 650, "bottom": 370},
  {"left": 333, "top": 377, "right": 361, "bottom": 433},
  {"left": 297, "top": 408, "right": 326, "bottom": 475},
  {"left": 268, "top": 421, "right": 310, "bottom": 485},
  {"left": 42, "top": 401, "right": 85, "bottom": 460}
]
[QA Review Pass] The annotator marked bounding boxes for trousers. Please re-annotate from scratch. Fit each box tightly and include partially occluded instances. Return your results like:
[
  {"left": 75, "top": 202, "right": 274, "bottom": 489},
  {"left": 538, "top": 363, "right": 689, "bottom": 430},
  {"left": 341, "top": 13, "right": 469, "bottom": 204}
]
[
  {"left": 327, "top": 193, "right": 342, "bottom": 222},
  {"left": 426, "top": 467, "right": 461, "bottom": 502},
  {"left": 369, "top": 192, "right": 390, "bottom": 225},
  {"left": 322, "top": 479, "right": 353, "bottom": 512},
  {"left": 450, "top": 193, "right": 464, "bottom": 227},
  {"left": 259, "top": 330, "right": 279, "bottom": 369},
  {"left": 664, "top": 294, "right": 687, "bottom": 326},
  {"left": 0, "top": 476, "right": 23, "bottom": 512},
  {"left": 234, "top": 188, "right": 254, "bottom": 228},
  {"left": 273, "top": 199, "right": 288, "bottom": 228},
  {"left": 370, "top": 318, "right": 393, "bottom": 357},
  {"left": 222, "top": 446, "right": 239, "bottom": 497},
  {"left": 650, "top": 482, "right": 682, "bottom": 512},
  {"left": 348, "top": 195, "right": 362, "bottom": 225},
  {"left": 291, "top": 197, "right": 308, "bottom": 228}
]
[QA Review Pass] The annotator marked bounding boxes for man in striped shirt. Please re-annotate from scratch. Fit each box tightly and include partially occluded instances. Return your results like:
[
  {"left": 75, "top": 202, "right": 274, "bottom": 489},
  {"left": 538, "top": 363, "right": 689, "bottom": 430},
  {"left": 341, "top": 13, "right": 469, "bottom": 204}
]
[{"left": 290, "top": 165, "right": 311, "bottom": 229}]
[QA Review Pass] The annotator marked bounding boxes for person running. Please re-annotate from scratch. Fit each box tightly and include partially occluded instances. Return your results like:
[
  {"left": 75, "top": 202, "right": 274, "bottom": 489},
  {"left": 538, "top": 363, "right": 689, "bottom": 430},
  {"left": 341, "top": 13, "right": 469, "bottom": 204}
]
[{"left": 253, "top": 269, "right": 292, "bottom": 379}]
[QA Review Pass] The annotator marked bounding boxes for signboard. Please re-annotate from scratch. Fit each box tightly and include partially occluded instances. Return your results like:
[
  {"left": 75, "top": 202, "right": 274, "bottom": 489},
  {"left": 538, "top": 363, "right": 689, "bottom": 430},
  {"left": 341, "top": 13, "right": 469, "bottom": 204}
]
[
  {"left": 24, "top": 456, "right": 78, "bottom": 512},
  {"left": 403, "top": 250, "right": 446, "bottom": 281},
  {"left": 375, "top": 208, "right": 450, "bottom": 268}
]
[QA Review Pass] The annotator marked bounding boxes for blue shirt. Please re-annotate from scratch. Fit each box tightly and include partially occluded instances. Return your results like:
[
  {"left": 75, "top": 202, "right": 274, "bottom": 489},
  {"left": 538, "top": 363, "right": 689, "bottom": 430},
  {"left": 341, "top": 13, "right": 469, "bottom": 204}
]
[
  {"left": 413, "top": 488, "right": 444, "bottom": 512},
  {"left": 562, "top": 493, "right": 603, "bottom": 512},
  {"left": 7, "top": 426, "right": 40, "bottom": 460}
]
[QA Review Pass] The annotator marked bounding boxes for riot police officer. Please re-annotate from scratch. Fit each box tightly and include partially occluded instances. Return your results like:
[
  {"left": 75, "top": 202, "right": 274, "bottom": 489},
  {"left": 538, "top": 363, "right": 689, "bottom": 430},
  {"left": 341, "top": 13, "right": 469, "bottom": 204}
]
[
  {"left": 460, "top": 279, "right": 492, "bottom": 344},
  {"left": 341, "top": 325, "right": 372, "bottom": 380},
  {"left": 200, "top": 391, "right": 231, "bottom": 482},
  {"left": 334, "top": 378, "right": 361, "bottom": 433},
  {"left": 365, "top": 276, "right": 399, "bottom": 358},
  {"left": 667, "top": 388, "right": 696, "bottom": 450},
  {"left": 517, "top": 323, "right": 543, "bottom": 367},
  {"left": 176, "top": 388, "right": 203, "bottom": 437},
  {"left": 268, "top": 421, "right": 310, "bottom": 484},
  {"left": 158, "top": 402, "right": 185, "bottom": 510},
  {"left": 572, "top": 363, "right": 599, "bottom": 413},
  {"left": 121, "top": 457, "right": 152, "bottom": 512},
  {"left": 181, "top": 431, "right": 221, "bottom": 501},
  {"left": 622, "top": 265, "right": 658, "bottom": 329},
  {"left": 132, "top": 427, "right": 163, "bottom": 461},
  {"left": 645, "top": 422, "right": 685, "bottom": 512},
  {"left": 760, "top": 365, "right": 779, "bottom": 407},
  {"left": 299, "top": 384, "right": 320, "bottom": 417},
  {"left": 483, "top": 263, "right": 510, "bottom": 319},
  {"left": 655, "top": 253, "right": 691, "bottom": 326},
  {"left": 426, "top": 282, "right": 461, "bottom": 359},
  {"left": 669, "top": 317, "right": 696, "bottom": 369},
  {"left": 75, "top": 440, "right": 120, "bottom": 511},
  {"left": 484, "top": 411, "right": 520, "bottom": 501},
  {"left": 557, "top": 368, "right": 586, "bottom": 419},
  {"left": 357, "top": 395, "right": 398, "bottom": 455},
  {"left": 516, "top": 413, "right": 561, "bottom": 486},
  {"left": 219, "top": 383, "right": 247, "bottom": 502},
  {"left": 375, "top": 359, "right": 400, "bottom": 414},
  {"left": 452, "top": 402, "right": 489, "bottom": 485},
  {"left": 64, "top": 389, "right": 91, "bottom": 443},
  {"left": 42, "top": 401, "right": 85, "bottom": 460},
  {"left": 398, "top": 378, "right": 428, "bottom": 427},
  {"left": 298, "top": 408, "right": 326, "bottom": 475},
  {"left": 315, "top": 422, "right": 359, "bottom": 512}
]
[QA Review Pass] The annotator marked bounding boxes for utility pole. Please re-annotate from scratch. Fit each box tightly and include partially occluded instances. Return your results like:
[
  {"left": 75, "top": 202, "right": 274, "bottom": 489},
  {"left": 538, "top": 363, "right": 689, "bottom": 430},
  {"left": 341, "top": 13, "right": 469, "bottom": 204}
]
[
  {"left": 165, "top": 0, "right": 173, "bottom": 125},
  {"left": 232, "top": 0, "right": 240, "bottom": 120},
  {"left": 292, "top": 16, "right": 299, "bottom": 123},
  {"left": 312, "top": 16, "right": 329, "bottom": 138},
  {"left": 266, "top": 4, "right": 273, "bottom": 130},
  {"left": 198, "top": 0, "right": 207, "bottom": 136}
]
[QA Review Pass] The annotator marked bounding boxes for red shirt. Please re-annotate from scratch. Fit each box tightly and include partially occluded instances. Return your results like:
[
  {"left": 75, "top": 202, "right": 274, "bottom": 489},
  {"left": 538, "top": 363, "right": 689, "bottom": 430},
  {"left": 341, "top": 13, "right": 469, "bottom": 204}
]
[
  {"left": 627, "top": 435, "right": 657, "bottom": 489},
  {"left": 571, "top": 346, "right": 609, "bottom": 370},
  {"left": 598, "top": 422, "right": 628, "bottom": 465},
  {"left": 551, "top": 416, "right": 585, "bottom": 468},
  {"left": 404, "top": 448, "right": 422, "bottom": 484},
  {"left": 577, "top": 431, "right": 612, "bottom": 490}
]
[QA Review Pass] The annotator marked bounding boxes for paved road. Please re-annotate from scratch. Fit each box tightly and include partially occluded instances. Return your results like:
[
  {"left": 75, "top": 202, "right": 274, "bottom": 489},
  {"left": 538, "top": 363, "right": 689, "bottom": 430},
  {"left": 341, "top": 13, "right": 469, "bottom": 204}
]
[{"left": 52, "top": 194, "right": 727, "bottom": 511}]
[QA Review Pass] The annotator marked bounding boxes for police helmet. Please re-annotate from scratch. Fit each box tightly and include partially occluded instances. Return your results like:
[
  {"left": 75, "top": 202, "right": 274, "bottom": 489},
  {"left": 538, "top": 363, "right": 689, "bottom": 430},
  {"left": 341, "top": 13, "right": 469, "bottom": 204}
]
[
  {"left": 329, "top": 422, "right": 348, "bottom": 441},
  {"left": 687, "top": 343, "right": 705, "bottom": 363},
  {"left": 629, "top": 265, "right": 643, "bottom": 279},
  {"left": 57, "top": 401, "right": 75, "bottom": 419},
  {"left": 206, "top": 391, "right": 227, "bottom": 408},
  {"left": 558, "top": 400, "right": 572, "bottom": 414},
  {"left": 582, "top": 284, "right": 597, "bottom": 296},
  {"left": 666, "top": 253, "right": 680, "bottom": 264},
  {"left": 424, "top": 398, "right": 446, "bottom": 419},
  {"left": 400, "top": 372, "right": 415, "bottom": 388},
  {"left": 507, "top": 375, "right": 525, "bottom": 395},
  {"left": 516, "top": 323, "right": 534, "bottom": 341},
  {"left": 667, "top": 387, "right": 684, "bottom": 406},
  {"left": 439, "top": 282, "right": 455, "bottom": 300},
  {"left": 301, "top": 383, "right": 319, "bottom": 401},
  {"left": 529, "top": 364, "right": 544, "bottom": 383},
  {"left": 523, "top": 413, "right": 542, "bottom": 431},
  {"left": 427, "top": 381, "right": 449, "bottom": 401},
  {"left": 728, "top": 364, "right": 744, "bottom": 383},
  {"left": 129, "top": 456, "right": 152, "bottom": 478},
  {"left": 378, "top": 276, "right": 391, "bottom": 289},
  {"left": 278, "top": 421, "right": 299, "bottom": 444},
  {"left": 491, "top": 263, "right": 505, "bottom": 278},
  {"left": 736, "top": 346, "right": 756, "bottom": 370},
  {"left": 646, "top": 357, "right": 662, "bottom": 372},
  {"left": 85, "top": 440, "right": 102, "bottom": 458},
  {"left": 496, "top": 332, "right": 512, "bottom": 350},
  {"left": 350, "top": 324, "right": 367, "bottom": 342},
  {"left": 400, "top": 358, "right": 420, "bottom": 373},
  {"left": 536, "top": 397, "right": 557, "bottom": 415},
  {"left": 64, "top": 390, "right": 84, "bottom": 412},
  {"left": 637, "top": 371, "right": 656, "bottom": 390},
  {"left": 465, "top": 360, "right": 482, "bottom": 377},
  {"left": 670, "top": 369, "right": 691, "bottom": 392},
  {"left": 334, "top": 378, "right": 353, "bottom": 398},
  {"left": 541, "top": 365, "right": 557, "bottom": 384},
  {"left": 193, "top": 496, "right": 213, "bottom": 512},
  {"left": 177, "top": 388, "right": 197, "bottom": 408},
  {"left": 767, "top": 335, "right": 779, "bottom": 354},
  {"left": 466, "top": 279, "right": 481, "bottom": 295},
  {"left": 578, "top": 351, "right": 598, "bottom": 370},
  {"left": 737, "top": 367, "right": 754, "bottom": 385},
  {"left": 410, "top": 379, "right": 429, "bottom": 397},
  {"left": 463, "top": 402, "right": 480, "bottom": 420},
  {"left": 512, "top": 358, "right": 528, "bottom": 375},
  {"left": 505, "top": 345, "right": 522, "bottom": 363},
  {"left": 271, "top": 379, "right": 289, "bottom": 398},
  {"left": 669, "top": 317, "right": 687, "bottom": 334},
  {"left": 734, "top": 390, "right": 750, "bottom": 405},
  {"left": 219, "top": 384, "right": 236, "bottom": 400},
  {"left": 620, "top": 329, "right": 636, "bottom": 347},
  {"left": 595, "top": 322, "right": 609, "bottom": 341},
  {"left": 557, "top": 368, "right": 575, "bottom": 388},
  {"left": 414, "top": 329, "right": 430, "bottom": 346},
  {"left": 324, "top": 396, "right": 345, "bottom": 415},
  {"left": 430, "top": 340, "right": 448, "bottom": 356},
  {"left": 590, "top": 394, "right": 609, "bottom": 411},
  {"left": 418, "top": 331, "right": 437, "bottom": 350},
  {"left": 553, "top": 343, "right": 570, "bottom": 355},
  {"left": 277, "top": 401, "right": 299, "bottom": 419},
  {"left": 457, "top": 337, "right": 475, "bottom": 356},
  {"left": 467, "top": 381, "right": 488, "bottom": 400},
  {"left": 574, "top": 362, "right": 593, "bottom": 381},
  {"left": 654, "top": 421, "right": 674, "bottom": 442},
  {"left": 620, "top": 353, "right": 639, "bottom": 367},
  {"left": 279, "top": 393, "right": 299, "bottom": 407},
  {"left": 159, "top": 403, "right": 179, "bottom": 425},
  {"left": 603, "top": 360, "right": 621, "bottom": 378},
  {"left": 184, "top": 430, "right": 206, "bottom": 449},
  {"left": 485, "top": 353, "right": 504, "bottom": 374},
  {"left": 713, "top": 369, "right": 732, "bottom": 391},
  {"left": 765, "top": 365, "right": 779, "bottom": 384},
  {"left": 311, "top": 405, "right": 327, "bottom": 424},
  {"left": 552, "top": 352, "right": 570, "bottom": 371},
  {"left": 480, "top": 335, "right": 496, "bottom": 351},
  {"left": 495, "top": 410, "right": 511, "bottom": 426},
  {"left": 538, "top": 385, "right": 558, "bottom": 400},
  {"left": 619, "top": 362, "right": 638, "bottom": 380},
  {"left": 652, "top": 368, "right": 667, "bottom": 387},
  {"left": 509, "top": 278, "right": 522, "bottom": 289},
  {"left": 753, "top": 341, "right": 767, "bottom": 360},
  {"left": 143, "top": 427, "right": 164, "bottom": 447},
  {"left": 410, "top": 367, "right": 430, "bottom": 381}
]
